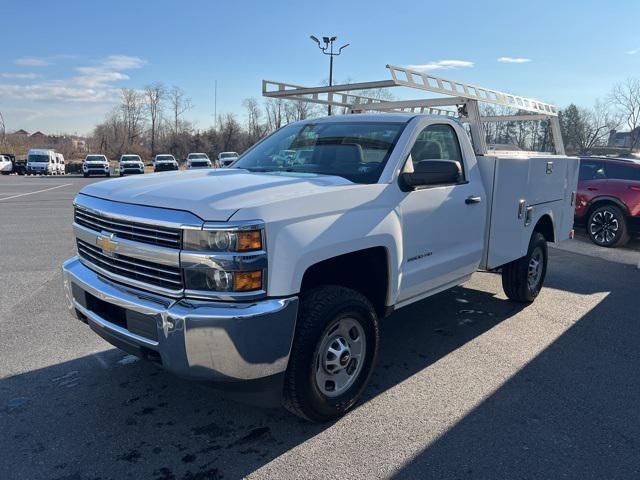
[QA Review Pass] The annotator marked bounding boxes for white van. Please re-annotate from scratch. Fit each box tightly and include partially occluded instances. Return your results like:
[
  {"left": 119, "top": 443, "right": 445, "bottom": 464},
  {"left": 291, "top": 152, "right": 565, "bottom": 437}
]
[
  {"left": 27, "top": 149, "right": 56, "bottom": 175},
  {"left": 56, "top": 153, "right": 66, "bottom": 175}
]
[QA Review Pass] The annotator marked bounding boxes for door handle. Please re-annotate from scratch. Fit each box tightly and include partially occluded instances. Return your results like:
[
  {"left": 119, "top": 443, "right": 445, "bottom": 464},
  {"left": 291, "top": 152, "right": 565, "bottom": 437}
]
[
  {"left": 587, "top": 187, "right": 598, "bottom": 191},
  {"left": 465, "top": 195, "right": 482, "bottom": 204}
]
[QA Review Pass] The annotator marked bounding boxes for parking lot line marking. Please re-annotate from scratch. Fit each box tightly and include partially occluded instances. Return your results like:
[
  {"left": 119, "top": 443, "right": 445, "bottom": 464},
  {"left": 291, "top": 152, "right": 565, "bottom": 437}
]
[{"left": 0, "top": 183, "right": 72, "bottom": 201}]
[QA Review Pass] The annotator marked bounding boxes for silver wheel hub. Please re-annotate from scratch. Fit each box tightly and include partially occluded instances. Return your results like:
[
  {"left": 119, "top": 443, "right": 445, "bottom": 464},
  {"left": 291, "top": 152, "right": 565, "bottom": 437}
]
[
  {"left": 527, "top": 247, "right": 543, "bottom": 290},
  {"left": 315, "top": 318, "right": 366, "bottom": 398},
  {"left": 589, "top": 210, "right": 619, "bottom": 244}
]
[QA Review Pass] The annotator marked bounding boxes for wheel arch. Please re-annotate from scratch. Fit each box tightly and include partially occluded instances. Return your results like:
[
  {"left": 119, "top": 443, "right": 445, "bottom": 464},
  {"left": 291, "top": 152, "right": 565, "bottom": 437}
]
[
  {"left": 299, "top": 247, "right": 391, "bottom": 319},
  {"left": 533, "top": 214, "right": 555, "bottom": 243},
  {"left": 585, "top": 196, "right": 630, "bottom": 219}
]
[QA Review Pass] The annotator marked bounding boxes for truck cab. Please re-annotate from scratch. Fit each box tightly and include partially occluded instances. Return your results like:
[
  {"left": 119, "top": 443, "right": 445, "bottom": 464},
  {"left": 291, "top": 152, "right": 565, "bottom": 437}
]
[
  {"left": 186, "top": 153, "right": 212, "bottom": 169},
  {"left": 27, "top": 149, "right": 56, "bottom": 175},
  {"left": 83, "top": 154, "right": 110, "bottom": 177},
  {"left": 153, "top": 154, "right": 179, "bottom": 172},
  {"left": 62, "top": 65, "right": 579, "bottom": 422},
  {"left": 118, "top": 154, "right": 145, "bottom": 176},
  {"left": 218, "top": 151, "right": 239, "bottom": 167},
  {"left": 0, "top": 154, "right": 12, "bottom": 175}
]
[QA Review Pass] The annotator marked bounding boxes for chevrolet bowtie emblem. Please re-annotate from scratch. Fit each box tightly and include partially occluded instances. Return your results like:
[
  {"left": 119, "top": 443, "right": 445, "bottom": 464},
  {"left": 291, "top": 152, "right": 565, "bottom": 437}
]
[{"left": 96, "top": 233, "right": 118, "bottom": 256}]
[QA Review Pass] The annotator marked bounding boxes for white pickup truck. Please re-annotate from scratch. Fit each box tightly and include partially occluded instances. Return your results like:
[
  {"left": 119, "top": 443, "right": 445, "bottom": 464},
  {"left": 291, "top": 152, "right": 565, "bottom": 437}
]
[{"left": 62, "top": 67, "right": 579, "bottom": 422}]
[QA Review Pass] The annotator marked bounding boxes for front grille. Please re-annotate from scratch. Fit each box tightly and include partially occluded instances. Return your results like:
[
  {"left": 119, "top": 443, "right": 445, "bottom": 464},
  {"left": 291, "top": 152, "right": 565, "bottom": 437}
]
[
  {"left": 77, "top": 239, "right": 183, "bottom": 291},
  {"left": 74, "top": 205, "right": 182, "bottom": 249}
]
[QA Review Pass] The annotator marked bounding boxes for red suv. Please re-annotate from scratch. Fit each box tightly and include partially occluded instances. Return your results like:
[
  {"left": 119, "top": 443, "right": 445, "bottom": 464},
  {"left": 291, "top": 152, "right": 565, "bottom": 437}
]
[{"left": 575, "top": 157, "right": 640, "bottom": 247}]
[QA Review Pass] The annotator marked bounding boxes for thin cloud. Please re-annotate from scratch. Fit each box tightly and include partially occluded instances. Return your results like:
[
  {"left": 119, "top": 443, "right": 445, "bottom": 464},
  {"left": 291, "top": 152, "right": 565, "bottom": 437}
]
[
  {"left": 0, "top": 54, "right": 148, "bottom": 103},
  {"left": 627, "top": 48, "right": 640, "bottom": 55},
  {"left": 15, "top": 57, "right": 51, "bottom": 67},
  {"left": 0, "top": 73, "right": 41, "bottom": 79},
  {"left": 102, "top": 55, "right": 147, "bottom": 69},
  {"left": 407, "top": 60, "right": 474, "bottom": 71},
  {"left": 498, "top": 56, "right": 532, "bottom": 64}
]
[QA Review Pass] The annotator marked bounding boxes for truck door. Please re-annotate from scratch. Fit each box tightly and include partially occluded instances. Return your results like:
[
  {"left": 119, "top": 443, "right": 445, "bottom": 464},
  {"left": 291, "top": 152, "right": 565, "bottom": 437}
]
[{"left": 397, "top": 121, "right": 487, "bottom": 303}]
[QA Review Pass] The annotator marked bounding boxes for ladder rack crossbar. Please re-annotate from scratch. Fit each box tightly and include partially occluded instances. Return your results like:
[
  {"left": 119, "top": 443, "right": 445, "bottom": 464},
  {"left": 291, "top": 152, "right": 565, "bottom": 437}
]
[{"left": 386, "top": 64, "right": 558, "bottom": 116}]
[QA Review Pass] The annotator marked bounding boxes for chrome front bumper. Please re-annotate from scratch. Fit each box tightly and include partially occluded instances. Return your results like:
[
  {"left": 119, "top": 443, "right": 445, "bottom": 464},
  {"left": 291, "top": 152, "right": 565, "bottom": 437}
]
[{"left": 62, "top": 256, "right": 298, "bottom": 383}]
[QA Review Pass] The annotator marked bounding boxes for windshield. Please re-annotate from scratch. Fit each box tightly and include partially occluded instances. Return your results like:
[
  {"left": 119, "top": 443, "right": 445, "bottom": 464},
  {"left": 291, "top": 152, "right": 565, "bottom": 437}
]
[
  {"left": 28, "top": 154, "right": 50, "bottom": 163},
  {"left": 156, "top": 155, "right": 175, "bottom": 161},
  {"left": 85, "top": 155, "right": 107, "bottom": 162},
  {"left": 121, "top": 155, "right": 141, "bottom": 162},
  {"left": 189, "top": 154, "right": 208, "bottom": 159},
  {"left": 220, "top": 153, "right": 237, "bottom": 158},
  {"left": 233, "top": 121, "right": 406, "bottom": 184}
]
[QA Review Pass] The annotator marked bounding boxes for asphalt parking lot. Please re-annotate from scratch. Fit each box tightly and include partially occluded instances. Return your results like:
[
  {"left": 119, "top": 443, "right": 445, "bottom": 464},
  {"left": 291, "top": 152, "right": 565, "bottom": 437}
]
[{"left": 1, "top": 174, "right": 639, "bottom": 480}]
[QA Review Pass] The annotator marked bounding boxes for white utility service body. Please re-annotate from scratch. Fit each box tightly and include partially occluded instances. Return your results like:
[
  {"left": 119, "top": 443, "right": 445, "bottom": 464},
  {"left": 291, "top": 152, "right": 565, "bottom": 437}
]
[{"left": 62, "top": 64, "right": 579, "bottom": 422}]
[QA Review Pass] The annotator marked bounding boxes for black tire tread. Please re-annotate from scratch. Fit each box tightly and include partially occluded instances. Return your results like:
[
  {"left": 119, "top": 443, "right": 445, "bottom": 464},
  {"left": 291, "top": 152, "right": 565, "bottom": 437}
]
[
  {"left": 502, "top": 232, "right": 547, "bottom": 303},
  {"left": 283, "top": 285, "right": 378, "bottom": 422}
]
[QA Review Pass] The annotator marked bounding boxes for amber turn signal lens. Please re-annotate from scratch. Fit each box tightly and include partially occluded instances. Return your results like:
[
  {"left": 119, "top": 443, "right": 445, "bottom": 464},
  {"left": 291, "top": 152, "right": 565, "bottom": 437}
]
[
  {"left": 237, "top": 230, "right": 262, "bottom": 251},
  {"left": 233, "top": 270, "right": 263, "bottom": 291}
]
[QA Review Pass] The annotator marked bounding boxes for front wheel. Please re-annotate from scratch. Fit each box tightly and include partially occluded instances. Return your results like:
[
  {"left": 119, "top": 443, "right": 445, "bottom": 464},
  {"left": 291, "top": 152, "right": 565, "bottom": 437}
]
[
  {"left": 284, "top": 286, "right": 379, "bottom": 422},
  {"left": 587, "top": 205, "right": 629, "bottom": 248},
  {"left": 502, "top": 232, "right": 548, "bottom": 303}
]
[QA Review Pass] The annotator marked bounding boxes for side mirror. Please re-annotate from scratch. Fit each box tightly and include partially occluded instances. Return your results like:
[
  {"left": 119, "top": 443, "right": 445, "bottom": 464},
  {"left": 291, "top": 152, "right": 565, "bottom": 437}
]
[{"left": 400, "top": 160, "right": 461, "bottom": 191}]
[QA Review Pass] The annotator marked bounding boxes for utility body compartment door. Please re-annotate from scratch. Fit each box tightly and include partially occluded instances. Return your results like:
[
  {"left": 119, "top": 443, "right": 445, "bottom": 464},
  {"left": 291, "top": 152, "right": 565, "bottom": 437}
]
[{"left": 478, "top": 154, "right": 579, "bottom": 270}]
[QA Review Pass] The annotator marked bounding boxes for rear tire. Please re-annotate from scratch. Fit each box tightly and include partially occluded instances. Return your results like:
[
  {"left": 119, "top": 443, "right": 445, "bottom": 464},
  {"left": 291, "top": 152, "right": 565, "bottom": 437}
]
[
  {"left": 586, "top": 205, "right": 629, "bottom": 248},
  {"left": 502, "top": 232, "right": 548, "bottom": 303},
  {"left": 284, "top": 286, "right": 379, "bottom": 422}
]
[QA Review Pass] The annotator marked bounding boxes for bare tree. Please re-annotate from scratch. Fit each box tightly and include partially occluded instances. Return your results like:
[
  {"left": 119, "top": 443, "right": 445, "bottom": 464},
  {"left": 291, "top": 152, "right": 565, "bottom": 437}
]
[
  {"left": 120, "top": 88, "right": 145, "bottom": 145},
  {"left": 144, "top": 82, "right": 166, "bottom": 156},
  {"left": 609, "top": 78, "right": 640, "bottom": 152},
  {"left": 243, "top": 98, "right": 266, "bottom": 144},
  {"left": 219, "top": 113, "right": 242, "bottom": 151},
  {"left": 0, "top": 110, "right": 5, "bottom": 146},
  {"left": 265, "top": 98, "right": 285, "bottom": 132},
  {"left": 168, "top": 86, "right": 193, "bottom": 136}
]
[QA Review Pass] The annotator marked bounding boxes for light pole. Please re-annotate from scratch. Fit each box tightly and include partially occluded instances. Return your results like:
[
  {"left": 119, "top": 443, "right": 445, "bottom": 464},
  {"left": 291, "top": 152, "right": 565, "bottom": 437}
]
[{"left": 309, "top": 35, "right": 349, "bottom": 115}]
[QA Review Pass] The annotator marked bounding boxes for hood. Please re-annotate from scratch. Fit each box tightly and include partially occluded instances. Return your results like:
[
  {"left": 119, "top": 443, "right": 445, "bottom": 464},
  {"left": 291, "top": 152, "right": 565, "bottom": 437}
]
[
  {"left": 78, "top": 168, "right": 363, "bottom": 221},
  {"left": 85, "top": 160, "right": 108, "bottom": 164}
]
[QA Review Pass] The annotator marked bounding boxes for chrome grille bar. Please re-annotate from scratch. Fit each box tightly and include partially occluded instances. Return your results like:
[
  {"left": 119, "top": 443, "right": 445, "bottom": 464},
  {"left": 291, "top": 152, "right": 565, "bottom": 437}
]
[
  {"left": 77, "top": 239, "right": 183, "bottom": 290},
  {"left": 75, "top": 205, "right": 182, "bottom": 249}
]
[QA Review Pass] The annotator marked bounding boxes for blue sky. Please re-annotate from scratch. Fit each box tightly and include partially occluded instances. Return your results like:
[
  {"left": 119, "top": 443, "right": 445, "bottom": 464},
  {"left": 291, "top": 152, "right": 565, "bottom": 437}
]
[{"left": 2, "top": 0, "right": 639, "bottom": 134}]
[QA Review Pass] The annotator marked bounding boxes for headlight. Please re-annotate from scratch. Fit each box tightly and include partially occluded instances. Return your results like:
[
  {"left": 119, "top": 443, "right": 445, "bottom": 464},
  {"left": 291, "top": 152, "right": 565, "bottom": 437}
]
[
  {"left": 183, "top": 229, "right": 262, "bottom": 252},
  {"left": 182, "top": 224, "right": 266, "bottom": 296},
  {"left": 184, "top": 269, "right": 263, "bottom": 292}
]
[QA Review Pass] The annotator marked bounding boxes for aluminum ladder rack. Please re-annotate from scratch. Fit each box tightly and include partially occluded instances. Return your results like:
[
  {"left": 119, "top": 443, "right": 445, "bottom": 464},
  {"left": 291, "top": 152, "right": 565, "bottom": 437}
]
[{"left": 262, "top": 64, "right": 565, "bottom": 155}]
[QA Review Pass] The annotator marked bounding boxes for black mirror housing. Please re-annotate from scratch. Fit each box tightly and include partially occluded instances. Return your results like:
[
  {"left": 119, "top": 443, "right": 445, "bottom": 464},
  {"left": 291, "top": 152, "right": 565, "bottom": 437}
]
[{"left": 400, "top": 160, "right": 461, "bottom": 191}]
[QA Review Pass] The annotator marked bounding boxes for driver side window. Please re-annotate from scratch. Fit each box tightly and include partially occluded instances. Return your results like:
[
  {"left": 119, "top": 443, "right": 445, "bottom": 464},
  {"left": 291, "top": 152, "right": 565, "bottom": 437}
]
[{"left": 408, "top": 123, "right": 466, "bottom": 182}]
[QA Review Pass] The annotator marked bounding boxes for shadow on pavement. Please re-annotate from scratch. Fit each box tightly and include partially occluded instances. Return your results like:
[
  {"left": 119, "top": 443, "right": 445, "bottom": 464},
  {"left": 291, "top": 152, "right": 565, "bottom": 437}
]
[
  {"left": 392, "top": 251, "right": 640, "bottom": 479},
  {"left": 1, "top": 283, "right": 525, "bottom": 480}
]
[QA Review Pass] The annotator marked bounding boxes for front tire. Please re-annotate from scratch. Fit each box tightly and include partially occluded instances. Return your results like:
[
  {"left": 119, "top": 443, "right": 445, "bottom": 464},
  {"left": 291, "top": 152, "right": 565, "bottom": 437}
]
[
  {"left": 502, "top": 232, "right": 548, "bottom": 303},
  {"left": 284, "top": 286, "right": 379, "bottom": 422},
  {"left": 587, "top": 205, "right": 629, "bottom": 248}
]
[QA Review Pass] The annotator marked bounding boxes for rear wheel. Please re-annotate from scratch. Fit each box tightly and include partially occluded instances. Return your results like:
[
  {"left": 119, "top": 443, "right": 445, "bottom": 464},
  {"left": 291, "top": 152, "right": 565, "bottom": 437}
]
[
  {"left": 587, "top": 205, "right": 629, "bottom": 248},
  {"left": 284, "top": 286, "right": 379, "bottom": 422},
  {"left": 502, "top": 232, "right": 548, "bottom": 303}
]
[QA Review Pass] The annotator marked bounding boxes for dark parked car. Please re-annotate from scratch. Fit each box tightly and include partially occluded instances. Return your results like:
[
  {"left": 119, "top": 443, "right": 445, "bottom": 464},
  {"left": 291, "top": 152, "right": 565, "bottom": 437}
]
[{"left": 575, "top": 157, "right": 640, "bottom": 247}]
